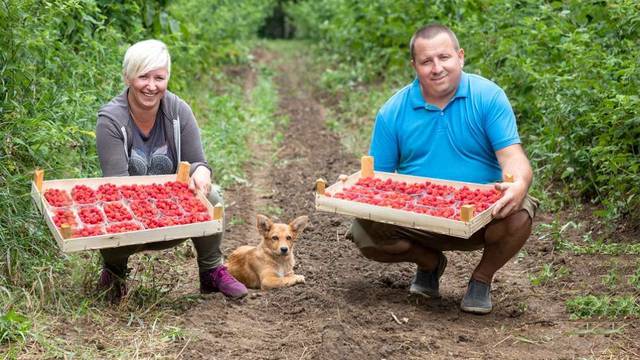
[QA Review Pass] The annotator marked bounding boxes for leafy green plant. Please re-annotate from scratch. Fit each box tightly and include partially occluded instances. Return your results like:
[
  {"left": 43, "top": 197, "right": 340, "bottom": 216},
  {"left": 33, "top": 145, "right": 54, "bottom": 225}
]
[
  {"left": 229, "top": 215, "right": 246, "bottom": 226},
  {"left": 536, "top": 220, "right": 579, "bottom": 252},
  {"left": 629, "top": 266, "right": 640, "bottom": 290},
  {"left": 529, "top": 263, "right": 570, "bottom": 286},
  {"left": 566, "top": 295, "right": 640, "bottom": 320},
  {"left": 0, "top": 310, "right": 31, "bottom": 344},
  {"left": 260, "top": 204, "right": 284, "bottom": 218},
  {"left": 161, "top": 326, "right": 188, "bottom": 343},
  {"left": 566, "top": 241, "right": 640, "bottom": 256},
  {"left": 602, "top": 267, "right": 620, "bottom": 289}
]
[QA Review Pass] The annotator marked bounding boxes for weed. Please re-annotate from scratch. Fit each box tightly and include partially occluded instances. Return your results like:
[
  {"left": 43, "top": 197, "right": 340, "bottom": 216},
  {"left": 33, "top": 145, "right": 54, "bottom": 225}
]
[
  {"left": 567, "top": 242, "right": 640, "bottom": 256},
  {"left": 566, "top": 295, "right": 640, "bottom": 320},
  {"left": 535, "top": 220, "right": 640, "bottom": 256},
  {"left": 229, "top": 215, "right": 246, "bottom": 226},
  {"left": 0, "top": 309, "right": 31, "bottom": 344},
  {"left": 530, "top": 263, "right": 570, "bottom": 286},
  {"left": 261, "top": 204, "right": 284, "bottom": 218},
  {"left": 628, "top": 266, "right": 640, "bottom": 290},
  {"left": 536, "top": 220, "right": 579, "bottom": 252},
  {"left": 161, "top": 326, "right": 188, "bottom": 343},
  {"left": 601, "top": 266, "right": 620, "bottom": 290},
  {"left": 514, "top": 249, "right": 527, "bottom": 264}
]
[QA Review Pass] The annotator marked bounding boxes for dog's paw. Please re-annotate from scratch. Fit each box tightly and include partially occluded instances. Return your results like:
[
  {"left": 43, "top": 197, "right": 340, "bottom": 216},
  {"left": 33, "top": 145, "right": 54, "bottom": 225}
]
[{"left": 293, "top": 275, "right": 305, "bottom": 284}]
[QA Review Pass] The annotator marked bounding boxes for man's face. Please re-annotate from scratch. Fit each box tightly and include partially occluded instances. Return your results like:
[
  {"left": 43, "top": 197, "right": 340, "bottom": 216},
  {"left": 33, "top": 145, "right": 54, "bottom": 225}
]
[{"left": 411, "top": 33, "right": 464, "bottom": 107}]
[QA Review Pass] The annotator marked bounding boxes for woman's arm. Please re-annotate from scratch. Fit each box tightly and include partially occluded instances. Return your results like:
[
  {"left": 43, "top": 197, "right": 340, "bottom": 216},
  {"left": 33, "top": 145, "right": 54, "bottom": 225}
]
[{"left": 96, "top": 116, "right": 129, "bottom": 177}]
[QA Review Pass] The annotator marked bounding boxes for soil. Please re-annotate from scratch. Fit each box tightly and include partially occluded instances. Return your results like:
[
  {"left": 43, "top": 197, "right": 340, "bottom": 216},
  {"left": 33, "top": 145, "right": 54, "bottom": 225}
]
[{"left": 172, "top": 46, "right": 640, "bottom": 359}]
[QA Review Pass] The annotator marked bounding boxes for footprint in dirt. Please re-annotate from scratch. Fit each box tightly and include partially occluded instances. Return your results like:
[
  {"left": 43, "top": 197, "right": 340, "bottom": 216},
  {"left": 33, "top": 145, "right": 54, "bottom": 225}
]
[{"left": 319, "top": 323, "right": 374, "bottom": 359}]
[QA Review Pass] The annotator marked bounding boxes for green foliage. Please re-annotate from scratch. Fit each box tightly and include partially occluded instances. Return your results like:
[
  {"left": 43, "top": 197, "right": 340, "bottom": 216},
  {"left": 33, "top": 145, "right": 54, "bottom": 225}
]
[
  {"left": 197, "top": 65, "right": 284, "bottom": 187},
  {"left": 629, "top": 266, "right": 640, "bottom": 290},
  {"left": 601, "top": 267, "right": 620, "bottom": 289},
  {"left": 161, "top": 326, "right": 188, "bottom": 343},
  {"left": 0, "top": 310, "right": 31, "bottom": 344},
  {"left": 287, "top": 0, "right": 640, "bottom": 223},
  {"left": 529, "top": 263, "right": 570, "bottom": 286},
  {"left": 536, "top": 219, "right": 640, "bottom": 255},
  {"left": 566, "top": 295, "right": 640, "bottom": 320}
]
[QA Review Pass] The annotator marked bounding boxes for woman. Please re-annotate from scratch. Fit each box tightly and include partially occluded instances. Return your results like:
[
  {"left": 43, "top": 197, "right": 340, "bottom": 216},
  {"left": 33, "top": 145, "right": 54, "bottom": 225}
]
[{"left": 95, "top": 39, "right": 247, "bottom": 301}]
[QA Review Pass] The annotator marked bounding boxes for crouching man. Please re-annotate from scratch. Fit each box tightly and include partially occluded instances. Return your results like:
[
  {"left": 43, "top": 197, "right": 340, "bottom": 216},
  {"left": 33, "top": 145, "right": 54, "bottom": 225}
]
[{"left": 349, "top": 24, "right": 537, "bottom": 314}]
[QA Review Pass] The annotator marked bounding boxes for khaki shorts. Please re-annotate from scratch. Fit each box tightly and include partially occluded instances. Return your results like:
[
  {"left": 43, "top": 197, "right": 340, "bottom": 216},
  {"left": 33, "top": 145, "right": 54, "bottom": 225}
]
[{"left": 348, "top": 195, "right": 539, "bottom": 251}]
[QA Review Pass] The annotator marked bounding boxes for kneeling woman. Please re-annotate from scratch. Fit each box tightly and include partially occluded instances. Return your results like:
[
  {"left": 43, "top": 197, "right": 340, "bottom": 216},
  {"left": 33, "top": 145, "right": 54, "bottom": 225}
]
[{"left": 95, "top": 39, "right": 247, "bottom": 301}]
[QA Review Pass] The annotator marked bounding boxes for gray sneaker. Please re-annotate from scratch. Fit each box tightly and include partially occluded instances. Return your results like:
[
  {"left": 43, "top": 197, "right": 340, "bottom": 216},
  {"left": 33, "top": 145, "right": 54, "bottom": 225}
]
[
  {"left": 409, "top": 252, "right": 447, "bottom": 298},
  {"left": 460, "top": 279, "right": 492, "bottom": 314}
]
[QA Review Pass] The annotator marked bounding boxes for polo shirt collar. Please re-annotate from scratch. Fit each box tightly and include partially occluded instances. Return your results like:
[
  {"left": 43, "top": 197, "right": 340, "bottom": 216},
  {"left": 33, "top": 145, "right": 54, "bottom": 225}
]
[{"left": 410, "top": 71, "right": 469, "bottom": 109}]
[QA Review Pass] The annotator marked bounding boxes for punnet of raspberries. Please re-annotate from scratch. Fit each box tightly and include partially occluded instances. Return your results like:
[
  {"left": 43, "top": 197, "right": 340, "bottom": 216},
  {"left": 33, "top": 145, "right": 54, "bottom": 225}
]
[{"left": 44, "top": 189, "right": 72, "bottom": 207}]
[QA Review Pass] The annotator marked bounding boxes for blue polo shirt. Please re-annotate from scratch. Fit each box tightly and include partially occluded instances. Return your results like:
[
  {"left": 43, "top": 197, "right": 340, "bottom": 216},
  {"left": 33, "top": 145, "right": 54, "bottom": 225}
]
[{"left": 369, "top": 72, "right": 520, "bottom": 184}]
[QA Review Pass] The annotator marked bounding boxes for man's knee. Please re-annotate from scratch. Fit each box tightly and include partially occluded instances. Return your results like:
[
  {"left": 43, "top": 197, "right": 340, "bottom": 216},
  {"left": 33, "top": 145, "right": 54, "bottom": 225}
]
[
  {"left": 378, "top": 240, "right": 412, "bottom": 254},
  {"left": 359, "top": 240, "right": 411, "bottom": 262},
  {"left": 485, "top": 210, "right": 532, "bottom": 245}
]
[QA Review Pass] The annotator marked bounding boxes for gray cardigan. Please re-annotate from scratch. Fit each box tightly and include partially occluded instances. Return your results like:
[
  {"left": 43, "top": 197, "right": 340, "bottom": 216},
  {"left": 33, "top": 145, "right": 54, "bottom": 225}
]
[{"left": 96, "top": 89, "right": 211, "bottom": 177}]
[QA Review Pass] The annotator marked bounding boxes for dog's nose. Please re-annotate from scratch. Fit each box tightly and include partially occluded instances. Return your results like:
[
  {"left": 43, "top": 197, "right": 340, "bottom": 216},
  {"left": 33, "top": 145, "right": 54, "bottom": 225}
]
[{"left": 280, "top": 246, "right": 288, "bottom": 254}]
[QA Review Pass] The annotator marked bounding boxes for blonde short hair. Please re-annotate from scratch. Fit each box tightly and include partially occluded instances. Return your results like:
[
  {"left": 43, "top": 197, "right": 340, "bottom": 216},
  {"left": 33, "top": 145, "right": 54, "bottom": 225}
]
[{"left": 122, "top": 39, "right": 171, "bottom": 84}]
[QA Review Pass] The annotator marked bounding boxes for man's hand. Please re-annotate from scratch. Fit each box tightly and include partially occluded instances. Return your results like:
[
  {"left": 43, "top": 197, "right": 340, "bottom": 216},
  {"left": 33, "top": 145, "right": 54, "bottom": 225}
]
[
  {"left": 492, "top": 180, "right": 527, "bottom": 219},
  {"left": 493, "top": 144, "right": 533, "bottom": 219},
  {"left": 189, "top": 166, "right": 212, "bottom": 194}
]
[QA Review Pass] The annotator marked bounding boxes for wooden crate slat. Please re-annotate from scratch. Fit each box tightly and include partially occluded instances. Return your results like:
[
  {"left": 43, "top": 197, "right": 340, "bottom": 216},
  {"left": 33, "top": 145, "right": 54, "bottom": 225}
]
[{"left": 61, "top": 221, "right": 222, "bottom": 252}]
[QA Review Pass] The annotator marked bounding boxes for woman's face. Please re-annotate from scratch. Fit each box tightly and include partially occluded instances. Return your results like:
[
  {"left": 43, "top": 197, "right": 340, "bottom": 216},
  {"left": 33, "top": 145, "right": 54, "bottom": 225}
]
[{"left": 127, "top": 67, "right": 169, "bottom": 111}]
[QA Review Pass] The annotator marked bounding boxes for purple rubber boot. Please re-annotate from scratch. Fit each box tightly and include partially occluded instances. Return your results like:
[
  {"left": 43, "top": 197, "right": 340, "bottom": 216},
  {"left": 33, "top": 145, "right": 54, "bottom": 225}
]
[{"left": 200, "top": 265, "right": 248, "bottom": 299}]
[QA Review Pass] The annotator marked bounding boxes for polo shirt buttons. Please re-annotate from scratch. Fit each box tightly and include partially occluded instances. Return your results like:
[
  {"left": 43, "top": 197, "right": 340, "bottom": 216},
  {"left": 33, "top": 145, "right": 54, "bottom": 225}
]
[{"left": 440, "top": 111, "right": 444, "bottom": 116}]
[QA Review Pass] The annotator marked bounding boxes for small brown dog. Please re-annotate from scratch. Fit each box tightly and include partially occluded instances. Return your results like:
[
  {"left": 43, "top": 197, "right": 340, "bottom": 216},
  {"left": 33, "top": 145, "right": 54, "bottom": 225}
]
[{"left": 226, "top": 214, "right": 309, "bottom": 290}]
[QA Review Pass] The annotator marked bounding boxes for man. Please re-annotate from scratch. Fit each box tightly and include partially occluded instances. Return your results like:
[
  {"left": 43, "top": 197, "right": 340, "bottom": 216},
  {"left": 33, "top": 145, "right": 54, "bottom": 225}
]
[{"left": 349, "top": 24, "right": 537, "bottom": 314}]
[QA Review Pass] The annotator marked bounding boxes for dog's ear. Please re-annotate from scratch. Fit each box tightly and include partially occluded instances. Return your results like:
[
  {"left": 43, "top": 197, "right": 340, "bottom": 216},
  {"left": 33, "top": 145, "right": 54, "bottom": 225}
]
[
  {"left": 289, "top": 215, "right": 309, "bottom": 236},
  {"left": 256, "top": 214, "right": 273, "bottom": 236}
]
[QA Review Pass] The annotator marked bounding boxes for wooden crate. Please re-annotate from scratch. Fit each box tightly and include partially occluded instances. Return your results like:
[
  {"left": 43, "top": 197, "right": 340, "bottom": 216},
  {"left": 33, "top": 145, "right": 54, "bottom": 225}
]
[
  {"left": 31, "top": 163, "right": 223, "bottom": 252},
  {"left": 315, "top": 156, "right": 504, "bottom": 239}
]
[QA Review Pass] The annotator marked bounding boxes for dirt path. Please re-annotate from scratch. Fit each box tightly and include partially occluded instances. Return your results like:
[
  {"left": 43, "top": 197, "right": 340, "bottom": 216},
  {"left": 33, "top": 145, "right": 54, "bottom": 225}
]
[{"left": 176, "top": 44, "right": 639, "bottom": 359}]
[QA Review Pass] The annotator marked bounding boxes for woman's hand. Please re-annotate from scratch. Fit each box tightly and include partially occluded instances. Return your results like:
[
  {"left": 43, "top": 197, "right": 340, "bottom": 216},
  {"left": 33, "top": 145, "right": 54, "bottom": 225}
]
[
  {"left": 492, "top": 180, "right": 527, "bottom": 219},
  {"left": 189, "top": 166, "right": 212, "bottom": 194}
]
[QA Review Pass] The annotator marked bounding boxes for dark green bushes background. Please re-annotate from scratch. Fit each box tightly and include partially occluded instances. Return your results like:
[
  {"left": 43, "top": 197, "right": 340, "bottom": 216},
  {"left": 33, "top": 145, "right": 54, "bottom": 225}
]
[
  {"left": 0, "top": 0, "right": 275, "bottom": 287},
  {"left": 287, "top": 0, "right": 640, "bottom": 221}
]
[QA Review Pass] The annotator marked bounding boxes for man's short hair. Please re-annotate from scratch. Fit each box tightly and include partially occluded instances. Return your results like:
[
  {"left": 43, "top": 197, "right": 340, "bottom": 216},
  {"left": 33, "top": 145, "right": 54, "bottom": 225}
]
[
  {"left": 409, "top": 24, "right": 460, "bottom": 60},
  {"left": 122, "top": 39, "right": 171, "bottom": 84}
]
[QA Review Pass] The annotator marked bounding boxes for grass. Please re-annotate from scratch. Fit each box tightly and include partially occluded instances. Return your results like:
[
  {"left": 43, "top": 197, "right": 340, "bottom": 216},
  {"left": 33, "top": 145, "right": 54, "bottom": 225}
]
[
  {"left": 602, "top": 266, "right": 621, "bottom": 290},
  {"left": 536, "top": 219, "right": 640, "bottom": 256},
  {"left": 629, "top": 266, "right": 640, "bottom": 290},
  {"left": 529, "top": 263, "right": 570, "bottom": 286},
  {"left": 228, "top": 215, "right": 246, "bottom": 226},
  {"left": 259, "top": 204, "right": 284, "bottom": 218},
  {"left": 566, "top": 295, "right": 640, "bottom": 320}
]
